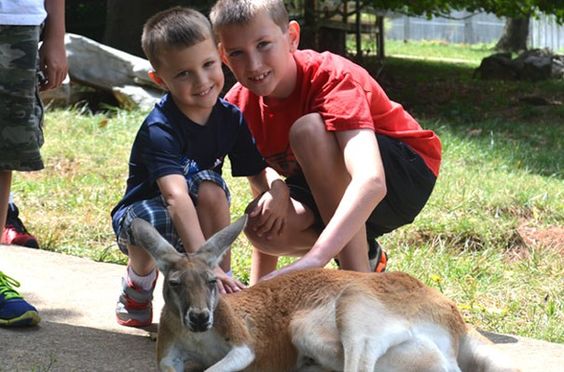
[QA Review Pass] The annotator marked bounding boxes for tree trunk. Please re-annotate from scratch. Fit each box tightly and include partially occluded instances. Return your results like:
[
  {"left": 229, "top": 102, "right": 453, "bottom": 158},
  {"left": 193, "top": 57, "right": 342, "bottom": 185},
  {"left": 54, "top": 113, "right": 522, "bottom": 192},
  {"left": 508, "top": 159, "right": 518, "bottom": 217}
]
[
  {"left": 300, "top": 0, "right": 318, "bottom": 50},
  {"left": 318, "top": 26, "right": 346, "bottom": 54},
  {"left": 104, "top": 0, "right": 211, "bottom": 57},
  {"left": 495, "top": 17, "right": 530, "bottom": 52}
]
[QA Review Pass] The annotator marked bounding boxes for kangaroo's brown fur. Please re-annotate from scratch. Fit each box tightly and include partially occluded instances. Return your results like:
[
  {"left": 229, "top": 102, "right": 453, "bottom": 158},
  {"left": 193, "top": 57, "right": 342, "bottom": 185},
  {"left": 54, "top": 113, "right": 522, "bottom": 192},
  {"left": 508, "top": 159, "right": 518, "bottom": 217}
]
[{"left": 130, "top": 215, "right": 520, "bottom": 372}]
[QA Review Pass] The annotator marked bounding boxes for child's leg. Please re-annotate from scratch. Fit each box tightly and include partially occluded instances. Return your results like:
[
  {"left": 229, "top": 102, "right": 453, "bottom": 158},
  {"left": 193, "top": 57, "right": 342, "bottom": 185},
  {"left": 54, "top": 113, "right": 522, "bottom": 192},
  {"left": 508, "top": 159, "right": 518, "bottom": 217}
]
[
  {"left": 0, "top": 171, "right": 12, "bottom": 238},
  {"left": 126, "top": 243, "right": 156, "bottom": 276},
  {"left": 289, "top": 113, "right": 371, "bottom": 272},
  {"left": 246, "top": 188, "right": 280, "bottom": 284},
  {"left": 195, "top": 181, "right": 230, "bottom": 272},
  {"left": 114, "top": 198, "right": 173, "bottom": 327},
  {"left": 245, "top": 177, "right": 322, "bottom": 281},
  {"left": 245, "top": 196, "right": 320, "bottom": 256},
  {"left": 116, "top": 242, "right": 158, "bottom": 327},
  {"left": 188, "top": 172, "right": 245, "bottom": 292},
  {"left": 250, "top": 249, "right": 278, "bottom": 285}
]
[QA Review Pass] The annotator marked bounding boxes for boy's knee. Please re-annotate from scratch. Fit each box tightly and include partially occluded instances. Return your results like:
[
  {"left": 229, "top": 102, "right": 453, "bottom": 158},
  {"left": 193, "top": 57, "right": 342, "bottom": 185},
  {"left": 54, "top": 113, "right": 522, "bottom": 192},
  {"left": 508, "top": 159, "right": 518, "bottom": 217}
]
[
  {"left": 197, "top": 181, "right": 228, "bottom": 208},
  {"left": 244, "top": 225, "right": 274, "bottom": 250},
  {"left": 289, "top": 113, "right": 325, "bottom": 148}
]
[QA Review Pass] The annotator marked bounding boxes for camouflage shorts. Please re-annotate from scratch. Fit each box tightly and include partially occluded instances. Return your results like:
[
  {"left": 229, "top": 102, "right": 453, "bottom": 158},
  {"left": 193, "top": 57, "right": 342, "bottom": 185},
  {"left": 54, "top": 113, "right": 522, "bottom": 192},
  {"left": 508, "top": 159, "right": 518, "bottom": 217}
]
[{"left": 0, "top": 25, "right": 44, "bottom": 171}]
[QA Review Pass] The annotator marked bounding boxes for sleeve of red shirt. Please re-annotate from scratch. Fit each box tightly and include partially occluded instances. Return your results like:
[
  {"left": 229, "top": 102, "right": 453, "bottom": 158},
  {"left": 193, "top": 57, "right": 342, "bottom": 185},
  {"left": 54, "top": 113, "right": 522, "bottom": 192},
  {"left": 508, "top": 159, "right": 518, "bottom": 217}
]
[{"left": 310, "top": 71, "right": 376, "bottom": 132}]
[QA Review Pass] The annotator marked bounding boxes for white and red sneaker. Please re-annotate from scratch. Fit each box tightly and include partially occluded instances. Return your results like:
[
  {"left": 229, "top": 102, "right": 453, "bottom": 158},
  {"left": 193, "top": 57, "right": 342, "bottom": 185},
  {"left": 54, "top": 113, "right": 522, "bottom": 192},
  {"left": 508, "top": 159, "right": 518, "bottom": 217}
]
[{"left": 115, "top": 272, "right": 157, "bottom": 327}]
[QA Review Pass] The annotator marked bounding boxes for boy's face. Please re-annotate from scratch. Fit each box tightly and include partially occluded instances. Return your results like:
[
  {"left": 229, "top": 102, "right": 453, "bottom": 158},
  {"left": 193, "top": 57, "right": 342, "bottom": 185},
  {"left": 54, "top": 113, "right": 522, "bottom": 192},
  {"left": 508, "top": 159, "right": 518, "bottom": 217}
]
[
  {"left": 218, "top": 11, "right": 299, "bottom": 99},
  {"left": 152, "top": 38, "right": 224, "bottom": 123}
]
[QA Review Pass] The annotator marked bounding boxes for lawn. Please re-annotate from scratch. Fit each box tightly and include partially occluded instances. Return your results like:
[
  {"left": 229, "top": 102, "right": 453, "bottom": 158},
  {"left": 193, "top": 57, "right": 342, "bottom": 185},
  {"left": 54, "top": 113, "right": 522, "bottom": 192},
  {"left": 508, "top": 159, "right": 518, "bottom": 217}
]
[{"left": 9, "top": 40, "right": 564, "bottom": 343}]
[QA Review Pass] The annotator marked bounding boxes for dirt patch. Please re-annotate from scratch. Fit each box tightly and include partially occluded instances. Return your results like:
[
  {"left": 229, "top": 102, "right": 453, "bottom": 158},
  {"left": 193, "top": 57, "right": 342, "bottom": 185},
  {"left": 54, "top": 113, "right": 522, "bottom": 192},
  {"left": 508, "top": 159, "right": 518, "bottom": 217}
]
[{"left": 509, "top": 223, "right": 564, "bottom": 260}]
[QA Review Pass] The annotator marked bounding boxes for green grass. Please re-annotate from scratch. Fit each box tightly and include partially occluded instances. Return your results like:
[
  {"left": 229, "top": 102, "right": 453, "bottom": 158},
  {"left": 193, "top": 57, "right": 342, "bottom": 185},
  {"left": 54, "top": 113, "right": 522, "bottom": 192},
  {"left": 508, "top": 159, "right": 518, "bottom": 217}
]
[
  {"left": 10, "top": 41, "right": 564, "bottom": 343},
  {"left": 384, "top": 39, "right": 496, "bottom": 65},
  {"left": 347, "top": 37, "right": 496, "bottom": 65}
]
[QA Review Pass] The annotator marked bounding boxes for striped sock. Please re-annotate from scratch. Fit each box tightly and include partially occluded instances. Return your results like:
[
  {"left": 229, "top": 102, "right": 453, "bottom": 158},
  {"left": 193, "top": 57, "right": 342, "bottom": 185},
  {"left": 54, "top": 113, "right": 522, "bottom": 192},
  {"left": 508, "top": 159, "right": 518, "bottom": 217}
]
[{"left": 127, "top": 266, "right": 157, "bottom": 291}]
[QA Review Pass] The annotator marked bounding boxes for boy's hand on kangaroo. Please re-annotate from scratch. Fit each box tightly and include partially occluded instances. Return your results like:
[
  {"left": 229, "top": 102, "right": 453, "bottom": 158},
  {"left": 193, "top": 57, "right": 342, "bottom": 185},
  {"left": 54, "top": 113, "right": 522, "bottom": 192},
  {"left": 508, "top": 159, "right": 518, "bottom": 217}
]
[{"left": 213, "top": 267, "right": 246, "bottom": 294}]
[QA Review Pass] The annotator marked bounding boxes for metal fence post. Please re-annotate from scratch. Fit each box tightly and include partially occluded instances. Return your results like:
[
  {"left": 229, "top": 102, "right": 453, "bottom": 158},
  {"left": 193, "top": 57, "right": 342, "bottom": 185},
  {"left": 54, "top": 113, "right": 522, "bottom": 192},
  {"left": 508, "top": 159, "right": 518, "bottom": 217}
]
[{"left": 404, "top": 16, "right": 410, "bottom": 42}]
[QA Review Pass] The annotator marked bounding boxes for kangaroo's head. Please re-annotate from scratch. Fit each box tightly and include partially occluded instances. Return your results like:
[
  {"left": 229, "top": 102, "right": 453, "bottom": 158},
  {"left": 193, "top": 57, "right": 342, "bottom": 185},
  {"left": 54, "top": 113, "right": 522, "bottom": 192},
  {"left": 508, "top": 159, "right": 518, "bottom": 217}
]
[{"left": 130, "top": 215, "right": 247, "bottom": 332}]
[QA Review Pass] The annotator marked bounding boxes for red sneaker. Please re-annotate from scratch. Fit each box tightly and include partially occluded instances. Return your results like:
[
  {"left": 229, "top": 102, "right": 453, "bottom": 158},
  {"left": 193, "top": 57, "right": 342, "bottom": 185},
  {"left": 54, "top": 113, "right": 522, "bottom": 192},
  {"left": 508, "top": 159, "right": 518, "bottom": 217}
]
[
  {"left": 1, "top": 221, "right": 39, "bottom": 248},
  {"left": 115, "top": 272, "right": 158, "bottom": 327},
  {"left": 368, "top": 240, "right": 388, "bottom": 273}
]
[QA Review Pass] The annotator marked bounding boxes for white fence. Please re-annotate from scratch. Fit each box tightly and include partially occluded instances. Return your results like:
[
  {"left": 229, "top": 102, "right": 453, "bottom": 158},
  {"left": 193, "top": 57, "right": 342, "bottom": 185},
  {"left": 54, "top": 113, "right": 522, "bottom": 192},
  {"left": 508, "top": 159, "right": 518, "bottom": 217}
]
[
  {"left": 386, "top": 11, "right": 564, "bottom": 51},
  {"left": 530, "top": 14, "right": 563, "bottom": 51}
]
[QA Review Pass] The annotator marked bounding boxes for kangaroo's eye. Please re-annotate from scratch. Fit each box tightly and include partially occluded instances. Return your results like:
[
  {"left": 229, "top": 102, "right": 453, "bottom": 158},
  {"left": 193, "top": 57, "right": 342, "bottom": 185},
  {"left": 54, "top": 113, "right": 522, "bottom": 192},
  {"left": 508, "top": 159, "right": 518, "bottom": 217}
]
[
  {"left": 168, "top": 279, "right": 181, "bottom": 287},
  {"left": 208, "top": 278, "right": 217, "bottom": 287}
]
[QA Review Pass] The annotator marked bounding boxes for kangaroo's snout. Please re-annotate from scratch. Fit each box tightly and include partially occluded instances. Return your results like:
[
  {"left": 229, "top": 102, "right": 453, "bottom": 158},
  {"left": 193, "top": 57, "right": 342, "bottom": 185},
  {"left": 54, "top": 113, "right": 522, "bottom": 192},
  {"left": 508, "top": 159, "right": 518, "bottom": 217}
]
[{"left": 187, "top": 309, "right": 212, "bottom": 332}]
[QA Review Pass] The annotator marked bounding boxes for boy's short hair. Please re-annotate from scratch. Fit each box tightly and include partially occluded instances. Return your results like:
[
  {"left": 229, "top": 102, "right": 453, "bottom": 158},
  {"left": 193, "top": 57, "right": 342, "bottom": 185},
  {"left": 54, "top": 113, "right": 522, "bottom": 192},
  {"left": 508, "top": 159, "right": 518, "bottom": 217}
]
[
  {"left": 142, "top": 6, "right": 214, "bottom": 69},
  {"left": 210, "top": 0, "right": 289, "bottom": 33}
]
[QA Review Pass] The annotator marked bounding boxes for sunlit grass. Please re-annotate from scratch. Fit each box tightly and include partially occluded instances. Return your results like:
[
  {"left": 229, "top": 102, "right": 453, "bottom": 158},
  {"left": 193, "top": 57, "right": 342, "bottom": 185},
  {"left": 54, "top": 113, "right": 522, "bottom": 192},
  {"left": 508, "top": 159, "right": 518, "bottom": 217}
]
[{"left": 384, "top": 39, "right": 496, "bottom": 65}]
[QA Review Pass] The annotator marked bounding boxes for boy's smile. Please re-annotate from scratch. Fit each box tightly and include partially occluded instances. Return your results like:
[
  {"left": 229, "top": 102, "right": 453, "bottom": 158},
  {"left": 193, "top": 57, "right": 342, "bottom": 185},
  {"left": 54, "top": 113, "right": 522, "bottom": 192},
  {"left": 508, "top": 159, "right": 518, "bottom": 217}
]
[
  {"left": 152, "top": 38, "right": 224, "bottom": 124},
  {"left": 218, "top": 11, "right": 299, "bottom": 99}
]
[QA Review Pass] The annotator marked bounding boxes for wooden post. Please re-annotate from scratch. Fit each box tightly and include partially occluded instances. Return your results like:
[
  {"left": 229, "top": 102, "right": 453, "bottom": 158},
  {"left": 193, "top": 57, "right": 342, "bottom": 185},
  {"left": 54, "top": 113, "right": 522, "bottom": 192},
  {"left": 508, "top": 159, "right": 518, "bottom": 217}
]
[
  {"left": 355, "top": 0, "right": 362, "bottom": 58},
  {"left": 376, "top": 15, "right": 384, "bottom": 60}
]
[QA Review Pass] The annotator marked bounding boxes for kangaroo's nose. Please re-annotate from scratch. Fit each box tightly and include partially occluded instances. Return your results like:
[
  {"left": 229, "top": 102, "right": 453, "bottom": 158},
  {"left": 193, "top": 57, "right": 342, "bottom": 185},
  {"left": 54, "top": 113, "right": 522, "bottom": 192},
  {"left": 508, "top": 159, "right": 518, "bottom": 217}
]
[{"left": 188, "top": 310, "right": 211, "bottom": 332}]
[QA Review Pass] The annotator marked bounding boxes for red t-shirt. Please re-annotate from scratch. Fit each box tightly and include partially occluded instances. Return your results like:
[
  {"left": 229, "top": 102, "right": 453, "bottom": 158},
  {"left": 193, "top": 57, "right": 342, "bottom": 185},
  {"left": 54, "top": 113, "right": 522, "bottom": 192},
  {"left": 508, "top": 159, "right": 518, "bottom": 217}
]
[{"left": 225, "top": 49, "right": 441, "bottom": 177}]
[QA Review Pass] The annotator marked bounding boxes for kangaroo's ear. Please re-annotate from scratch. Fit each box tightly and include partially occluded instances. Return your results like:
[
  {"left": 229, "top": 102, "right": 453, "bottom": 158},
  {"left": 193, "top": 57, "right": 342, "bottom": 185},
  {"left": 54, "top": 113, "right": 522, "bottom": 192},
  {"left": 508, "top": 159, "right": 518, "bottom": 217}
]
[
  {"left": 130, "top": 218, "right": 184, "bottom": 273},
  {"left": 197, "top": 215, "right": 248, "bottom": 267}
]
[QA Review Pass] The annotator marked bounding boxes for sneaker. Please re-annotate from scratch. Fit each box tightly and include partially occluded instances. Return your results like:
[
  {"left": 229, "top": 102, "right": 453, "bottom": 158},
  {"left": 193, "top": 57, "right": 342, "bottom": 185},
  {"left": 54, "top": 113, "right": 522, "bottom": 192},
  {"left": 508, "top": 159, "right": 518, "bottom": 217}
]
[
  {"left": 0, "top": 271, "right": 41, "bottom": 327},
  {"left": 1, "top": 225, "right": 39, "bottom": 248},
  {"left": 2, "top": 204, "right": 39, "bottom": 248},
  {"left": 368, "top": 239, "right": 388, "bottom": 273},
  {"left": 115, "top": 272, "right": 157, "bottom": 327},
  {"left": 333, "top": 239, "right": 388, "bottom": 272}
]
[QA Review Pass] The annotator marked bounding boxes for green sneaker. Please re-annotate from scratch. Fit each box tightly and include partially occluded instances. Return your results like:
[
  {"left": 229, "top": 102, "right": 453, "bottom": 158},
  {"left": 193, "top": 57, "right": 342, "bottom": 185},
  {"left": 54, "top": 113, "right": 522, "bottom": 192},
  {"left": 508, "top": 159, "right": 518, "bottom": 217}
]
[{"left": 0, "top": 271, "right": 41, "bottom": 327}]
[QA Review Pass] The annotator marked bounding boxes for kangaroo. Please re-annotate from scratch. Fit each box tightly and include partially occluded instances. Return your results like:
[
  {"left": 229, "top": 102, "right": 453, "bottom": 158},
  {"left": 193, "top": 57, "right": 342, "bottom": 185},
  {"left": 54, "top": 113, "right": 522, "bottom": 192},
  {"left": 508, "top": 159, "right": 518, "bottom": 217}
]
[{"left": 130, "top": 215, "right": 519, "bottom": 372}]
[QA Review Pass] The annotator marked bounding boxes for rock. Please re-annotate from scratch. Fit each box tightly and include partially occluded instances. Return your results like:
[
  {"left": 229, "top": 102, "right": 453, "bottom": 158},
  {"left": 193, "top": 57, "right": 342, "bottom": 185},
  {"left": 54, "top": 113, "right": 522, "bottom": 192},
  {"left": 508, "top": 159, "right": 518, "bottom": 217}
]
[
  {"left": 39, "top": 75, "right": 72, "bottom": 107},
  {"left": 474, "top": 53, "right": 518, "bottom": 80},
  {"left": 112, "top": 85, "right": 162, "bottom": 111},
  {"left": 64, "top": 33, "right": 163, "bottom": 110},
  {"left": 475, "top": 49, "right": 564, "bottom": 81}
]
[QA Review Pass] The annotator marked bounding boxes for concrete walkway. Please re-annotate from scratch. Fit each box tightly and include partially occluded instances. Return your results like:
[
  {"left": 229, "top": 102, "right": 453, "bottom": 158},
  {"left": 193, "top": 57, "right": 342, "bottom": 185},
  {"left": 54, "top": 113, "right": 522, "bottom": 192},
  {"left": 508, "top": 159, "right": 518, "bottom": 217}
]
[{"left": 1, "top": 244, "right": 563, "bottom": 371}]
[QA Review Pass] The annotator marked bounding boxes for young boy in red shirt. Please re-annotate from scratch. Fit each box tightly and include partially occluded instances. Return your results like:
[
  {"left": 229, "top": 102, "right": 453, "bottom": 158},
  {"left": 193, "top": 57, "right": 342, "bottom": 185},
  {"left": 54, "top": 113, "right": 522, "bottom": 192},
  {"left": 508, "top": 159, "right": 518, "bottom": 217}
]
[{"left": 210, "top": 0, "right": 441, "bottom": 284}]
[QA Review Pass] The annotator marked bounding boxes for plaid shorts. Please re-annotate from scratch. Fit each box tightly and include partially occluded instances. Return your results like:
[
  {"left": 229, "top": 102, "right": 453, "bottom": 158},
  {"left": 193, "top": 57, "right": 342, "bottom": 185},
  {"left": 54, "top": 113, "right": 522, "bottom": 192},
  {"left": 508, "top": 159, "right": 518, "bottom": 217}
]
[
  {"left": 0, "top": 25, "right": 45, "bottom": 171},
  {"left": 115, "top": 170, "right": 230, "bottom": 254}
]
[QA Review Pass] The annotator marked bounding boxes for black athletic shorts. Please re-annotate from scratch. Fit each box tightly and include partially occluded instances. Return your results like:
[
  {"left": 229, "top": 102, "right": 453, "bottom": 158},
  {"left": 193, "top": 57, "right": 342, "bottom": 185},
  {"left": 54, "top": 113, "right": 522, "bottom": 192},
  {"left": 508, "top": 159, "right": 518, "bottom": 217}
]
[{"left": 286, "top": 134, "right": 437, "bottom": 240}]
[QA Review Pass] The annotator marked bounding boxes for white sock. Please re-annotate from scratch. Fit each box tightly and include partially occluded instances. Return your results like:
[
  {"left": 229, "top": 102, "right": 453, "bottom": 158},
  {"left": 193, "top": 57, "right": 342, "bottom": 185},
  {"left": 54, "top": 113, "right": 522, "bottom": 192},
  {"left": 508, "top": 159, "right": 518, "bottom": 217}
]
[{"left": 127, "top": 266, "right": 157, "bottom": 291}]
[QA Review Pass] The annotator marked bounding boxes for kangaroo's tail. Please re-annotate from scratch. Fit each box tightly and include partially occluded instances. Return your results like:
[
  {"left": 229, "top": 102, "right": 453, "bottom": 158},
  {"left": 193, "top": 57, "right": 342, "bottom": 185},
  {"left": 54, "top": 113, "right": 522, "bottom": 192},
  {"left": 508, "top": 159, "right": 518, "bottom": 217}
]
[{"left": 457, "top": 326, "right": 521, "bottom": 372}]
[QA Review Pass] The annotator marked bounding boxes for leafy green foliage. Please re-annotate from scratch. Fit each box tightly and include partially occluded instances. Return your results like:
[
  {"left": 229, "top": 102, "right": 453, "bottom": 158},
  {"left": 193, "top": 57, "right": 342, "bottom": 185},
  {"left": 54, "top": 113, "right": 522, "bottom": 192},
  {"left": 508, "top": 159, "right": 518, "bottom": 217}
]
[{"left": 355, "top": 0, "right": 562, "bottom": 22}]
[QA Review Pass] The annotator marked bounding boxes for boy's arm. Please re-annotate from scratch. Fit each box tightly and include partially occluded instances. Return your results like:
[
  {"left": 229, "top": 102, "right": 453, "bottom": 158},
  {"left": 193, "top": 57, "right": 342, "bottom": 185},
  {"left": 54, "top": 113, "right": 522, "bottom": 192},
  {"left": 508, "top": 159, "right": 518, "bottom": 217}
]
[
  {"left": 157, "top": 174, "right": 245, "bottom": 293},
  {"left": 262, "top": 128, "right": 386, "bottom": 280},
  {"left": 156, "top": 174, "right": 206, "bottom": 253},
  {"left": 246, "top": 168, "right": 290, "bottom": 238},
  {"left": 40, "top": 0, "right": 67, "bottom": 91},
  {"left": 312, "top": 129, "right": 386, "bottom": 261}
]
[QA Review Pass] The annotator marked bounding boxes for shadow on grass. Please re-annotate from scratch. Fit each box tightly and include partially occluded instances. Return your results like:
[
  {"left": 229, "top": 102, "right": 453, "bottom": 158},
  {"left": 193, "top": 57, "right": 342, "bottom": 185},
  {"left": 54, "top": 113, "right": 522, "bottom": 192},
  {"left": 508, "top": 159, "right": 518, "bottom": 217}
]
[{"left": 364, "top": 57, "right": 563, "bottom": 178}]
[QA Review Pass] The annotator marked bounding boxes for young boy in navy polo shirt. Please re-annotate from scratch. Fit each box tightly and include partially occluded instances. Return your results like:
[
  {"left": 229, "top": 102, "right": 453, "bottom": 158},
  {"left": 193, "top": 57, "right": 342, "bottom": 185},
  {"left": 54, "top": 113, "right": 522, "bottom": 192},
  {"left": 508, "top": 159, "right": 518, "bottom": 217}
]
[{"left": 110, "top": 7, "right": 272, "bottom": 327}]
